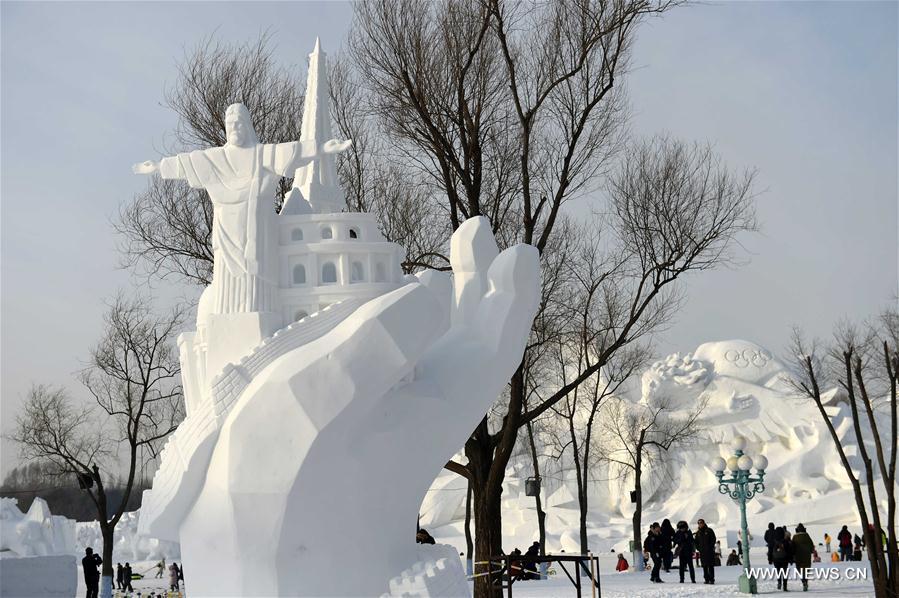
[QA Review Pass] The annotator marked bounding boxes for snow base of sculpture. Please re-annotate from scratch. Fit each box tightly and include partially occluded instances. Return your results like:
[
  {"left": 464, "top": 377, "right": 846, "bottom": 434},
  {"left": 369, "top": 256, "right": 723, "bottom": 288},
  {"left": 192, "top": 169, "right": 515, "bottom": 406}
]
[
  {"left": 383, "top": 544, "right": 470, "bottom": 598},
  {"left": 0, "top": 554, "right": 77, "bottom": 598}
]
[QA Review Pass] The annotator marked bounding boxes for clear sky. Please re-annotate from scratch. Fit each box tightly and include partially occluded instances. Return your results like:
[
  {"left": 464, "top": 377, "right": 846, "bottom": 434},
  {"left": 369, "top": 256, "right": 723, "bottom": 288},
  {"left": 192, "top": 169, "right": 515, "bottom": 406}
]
[{"left": 1, "top": 1, "right": 896, "bottom": 477}]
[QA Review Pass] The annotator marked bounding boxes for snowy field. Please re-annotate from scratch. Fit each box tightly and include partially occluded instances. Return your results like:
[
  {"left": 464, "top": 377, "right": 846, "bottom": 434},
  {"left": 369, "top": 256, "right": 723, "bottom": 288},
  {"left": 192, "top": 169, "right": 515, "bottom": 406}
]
[{"left": 74, "top": 548, "right": 876, "bottom": 597}]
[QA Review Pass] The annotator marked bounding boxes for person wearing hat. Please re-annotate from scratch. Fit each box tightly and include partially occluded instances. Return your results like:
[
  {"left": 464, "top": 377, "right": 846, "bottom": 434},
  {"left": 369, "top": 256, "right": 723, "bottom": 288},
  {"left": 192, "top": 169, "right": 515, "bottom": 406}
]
[
  {"left": 673, "top": 520, "right": 696, "bottom": 583},
  {"left": 643, "top": 523, "right": 664, "bottom": 583},
  {"left": 792, "top": 524, "right": 815, "bottom": 592},
  {"left": 694, "top": 519, "right": 717, "bottom": 585}
]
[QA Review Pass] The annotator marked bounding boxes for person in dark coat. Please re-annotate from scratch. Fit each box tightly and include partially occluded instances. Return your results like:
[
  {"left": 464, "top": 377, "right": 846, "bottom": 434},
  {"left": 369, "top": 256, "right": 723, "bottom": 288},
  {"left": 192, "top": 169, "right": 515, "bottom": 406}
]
[
  {"left": 644, "top": 523, "right": 664, "bottom": 583},
  {"left": 764, "top": 522, "right": 777, "bottom": 564},
  {"left": 81, "top": 547, "right": 102, "bottom": 598},
  {"left": 416, "top": 528, "right": 436, "bottom": 545},
  {"left": 792, "top": 523, "right": 815, "bottom": 591},
  {"left": 837, "top": 525, "right": 853, "bottom": 561},
  {"left": 115, "top": 563, "right": 123, "bottom": 590},
  {"left": 523, "top": 541, "right": 541, "bottom": 579},
  {"left": 673, "top": 520, "right": 696, "bottom": 583},
  {"left": 772, "top": 526, "right": 794, "bottom": 591},
  {"left": 122, "top": 562, "right": 134, "bottom": 593},
  {"left": 694, "top": 519, "right": 717, "bottom": 584},
  {"left": 660, "top": 519, "right": 675, "bottom": 572}
]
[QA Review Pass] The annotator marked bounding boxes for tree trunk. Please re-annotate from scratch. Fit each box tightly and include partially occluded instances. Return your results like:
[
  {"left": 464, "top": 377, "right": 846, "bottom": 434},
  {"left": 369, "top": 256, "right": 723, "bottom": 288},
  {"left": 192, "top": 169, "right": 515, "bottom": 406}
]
[
  {"left": 632, "top": 446, "right": 644, "bottom": 571},
  {"left": 465, "top": 480, "right": 474, "bottom": 575},
  {"left": 100, "top": 524, "right": 114, "bottom": 598},
  {"left": 524, "top": 419, "right": 546, "bottom": 576},
  {"left": 471, "top": 477, "right": 503, "bottom": 598},
  {"left": 468, "top": 418, "right": 502, "bottom": 598},
  {"left": 466, "top": 365, "right": 526, "bottom": 598}
]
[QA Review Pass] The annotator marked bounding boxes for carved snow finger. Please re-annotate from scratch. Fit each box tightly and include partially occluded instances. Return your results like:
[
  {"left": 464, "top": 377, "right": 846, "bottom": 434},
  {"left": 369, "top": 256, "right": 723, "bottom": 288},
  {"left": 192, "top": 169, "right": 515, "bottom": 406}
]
[{"left": 449, "top": 216, "right": 498, "bottom": 327}]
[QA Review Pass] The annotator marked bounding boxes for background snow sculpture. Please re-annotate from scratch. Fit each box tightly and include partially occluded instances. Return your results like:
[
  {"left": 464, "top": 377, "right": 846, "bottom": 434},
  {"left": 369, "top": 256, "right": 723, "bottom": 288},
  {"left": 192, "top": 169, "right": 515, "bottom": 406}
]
[
  {"left": 418, "top": 338, "right": 874, "bottom": 557},
  {"left": 0, "top": 497, "right": 75, "bottom": 557},
  {"left": 0, "top": 498, "right": 77, "bottom": 598}
]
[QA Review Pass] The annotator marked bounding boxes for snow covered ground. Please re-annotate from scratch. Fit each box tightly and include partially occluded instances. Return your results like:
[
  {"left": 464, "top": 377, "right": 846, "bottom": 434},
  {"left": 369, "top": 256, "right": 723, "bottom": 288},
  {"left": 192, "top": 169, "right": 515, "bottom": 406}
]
[{"left": 73, "top": 548, "right": 876, "bottom": 597}]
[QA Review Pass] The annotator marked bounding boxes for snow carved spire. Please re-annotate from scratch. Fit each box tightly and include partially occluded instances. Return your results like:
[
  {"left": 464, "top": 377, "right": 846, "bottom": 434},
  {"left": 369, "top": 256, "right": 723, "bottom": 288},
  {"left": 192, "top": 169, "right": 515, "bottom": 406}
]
[{"left": 282, "top": 38, "right": 346, "bottom": 215}]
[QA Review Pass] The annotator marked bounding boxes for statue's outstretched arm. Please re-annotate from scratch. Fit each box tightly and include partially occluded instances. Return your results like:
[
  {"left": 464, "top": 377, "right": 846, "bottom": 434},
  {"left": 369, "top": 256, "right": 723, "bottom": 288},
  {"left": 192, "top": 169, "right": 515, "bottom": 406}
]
[
  {"left": 132, "top": 155, "right": 189, "bottom": 181},
  {"left": 269, "top": 139, "right": 353, "bottom": 176},
  {"left": 132, "top": 159, "right": 160, "bottom": 175}
]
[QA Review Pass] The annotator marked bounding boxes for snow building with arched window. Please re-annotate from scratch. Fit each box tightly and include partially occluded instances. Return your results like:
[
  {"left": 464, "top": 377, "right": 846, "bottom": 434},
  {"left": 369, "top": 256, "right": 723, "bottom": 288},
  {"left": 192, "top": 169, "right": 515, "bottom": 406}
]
[{"left": 274, "top": 39, "right": 404, "bottom": 326}]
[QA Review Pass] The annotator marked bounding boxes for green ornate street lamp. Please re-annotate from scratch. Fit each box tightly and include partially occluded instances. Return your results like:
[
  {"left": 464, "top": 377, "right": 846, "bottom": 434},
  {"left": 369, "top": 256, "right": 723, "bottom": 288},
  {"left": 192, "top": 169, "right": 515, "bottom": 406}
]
[{"left": 709, "top": 435, "right": 768, "bottom": 595}]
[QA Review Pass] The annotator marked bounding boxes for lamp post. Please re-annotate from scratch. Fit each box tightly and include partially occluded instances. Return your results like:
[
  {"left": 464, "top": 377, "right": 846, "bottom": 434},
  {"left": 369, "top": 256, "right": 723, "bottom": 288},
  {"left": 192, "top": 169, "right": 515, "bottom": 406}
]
[{"left": 709, "top": 435, "right": 768, "bottom": 595}]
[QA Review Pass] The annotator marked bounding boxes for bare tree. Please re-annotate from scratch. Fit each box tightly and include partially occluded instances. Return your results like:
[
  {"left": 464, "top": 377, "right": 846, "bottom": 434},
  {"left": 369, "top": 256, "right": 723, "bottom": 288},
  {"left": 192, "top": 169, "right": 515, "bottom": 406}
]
[
  {"left": 547, "top": 344, "right": 649, "bottom": 556},
  {"left": 788, "top": 309, "right": 898, "bottom": 598},
  {"left": 330, "top": 52, "right": 452, "bottom": 272},
  {"left": 351, "top": 2, "right": 756, "bottom": 591},
  {"left": 599, "top": 392, "right": 708, "bottom": 569},
  {"left": 11, "top": 296, "right": 183, "bottom": 596}
]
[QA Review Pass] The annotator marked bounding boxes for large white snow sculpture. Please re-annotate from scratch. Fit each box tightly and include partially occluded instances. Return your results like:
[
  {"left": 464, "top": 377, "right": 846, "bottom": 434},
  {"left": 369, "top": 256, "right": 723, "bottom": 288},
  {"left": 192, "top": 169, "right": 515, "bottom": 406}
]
[{"left": 134, "top": 40, "right": 540, "bottom": 597}]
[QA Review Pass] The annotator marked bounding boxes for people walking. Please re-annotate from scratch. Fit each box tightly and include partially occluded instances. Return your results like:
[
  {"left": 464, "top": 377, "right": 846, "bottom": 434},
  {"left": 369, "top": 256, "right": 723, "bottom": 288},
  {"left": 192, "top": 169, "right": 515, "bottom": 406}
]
[
  {"left": 772, "top": 527, "right": 793, "bottom": 591},
  {"left": 660, "top": 519, "right": 675, "bottom": 573},
  {"left": 123, "top": 562, "right": 134, "bottom": 593},
  {"left": 81, "top": 547, "right": 102, "bottom": 598},
  {"left": 765, "top": 522, "right": 777, "bottom": 564},
  {"left": 644, "top": 523, "right": 664, "bottom": 583},
  {"left": 792, "top": 523, "right": 815, "bottom": 592},
  {"left": 673, "top": 520, "right": 696, "bottom": 584},
  {"left": 837, "top": 525, "right": 853, "bottom": 561},
  {"left": 156, "top": 557, "right": 165, "bottom": 578},
  {"left": 115, "top": 562, "right": 123, "bottom": 590},
  {"left": 694, "top": 519, "right": 717, "bottom": 585},
  {"left": 169, "top": 561, "right": 181, "bottom": 592}
]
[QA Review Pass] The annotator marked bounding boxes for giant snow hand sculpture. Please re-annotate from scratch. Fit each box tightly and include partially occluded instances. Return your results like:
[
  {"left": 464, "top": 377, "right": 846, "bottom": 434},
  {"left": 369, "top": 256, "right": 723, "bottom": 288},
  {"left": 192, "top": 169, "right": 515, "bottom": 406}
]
[{"left": 172, "top": 217, "right": 538, "bottom": 597}]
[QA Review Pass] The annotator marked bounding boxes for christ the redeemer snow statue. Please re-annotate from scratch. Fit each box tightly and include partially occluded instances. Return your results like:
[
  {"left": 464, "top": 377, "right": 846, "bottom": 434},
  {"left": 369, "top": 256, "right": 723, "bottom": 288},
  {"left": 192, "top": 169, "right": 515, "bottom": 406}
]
[
  {"left": 132, "top": 43, "right": 539, "bottom": 598},
  {"left": 134, "top": 103, "right": 349, "bottom": 315}
]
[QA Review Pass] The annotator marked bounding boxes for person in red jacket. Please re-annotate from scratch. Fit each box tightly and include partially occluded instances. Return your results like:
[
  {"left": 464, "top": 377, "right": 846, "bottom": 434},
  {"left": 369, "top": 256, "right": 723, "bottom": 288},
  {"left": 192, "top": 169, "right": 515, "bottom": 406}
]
[
  {"left": 837, "top": 525, "right": 853, "bottom": 561},
  {"left": 616, "top": 554, "right": 630, "bottom": 572}
]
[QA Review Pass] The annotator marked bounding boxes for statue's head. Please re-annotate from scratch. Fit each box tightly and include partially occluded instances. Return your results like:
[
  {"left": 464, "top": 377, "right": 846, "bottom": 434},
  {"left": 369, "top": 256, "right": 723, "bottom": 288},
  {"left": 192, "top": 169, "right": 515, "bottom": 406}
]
[{"left": 224, "top": 103, "right": 258, "bottom": 147}]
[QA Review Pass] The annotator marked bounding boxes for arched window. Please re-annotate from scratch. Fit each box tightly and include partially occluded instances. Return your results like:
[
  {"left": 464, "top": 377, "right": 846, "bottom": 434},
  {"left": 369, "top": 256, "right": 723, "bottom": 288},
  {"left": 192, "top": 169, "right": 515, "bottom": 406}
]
[
  {"left": 349, "top": 227, "right": 359, "bottom": 239},
  {"left": 375, "top": 262, "right": 387, "bottom": 282},
  {"left": 291, "top": 228, "right": 304, "bottom": 241},
  {"left": 294, "top": 310, "right": 309, "bottom": 321},
  {"left": 351, "top": 261, "right": 365, "bottom": 283},
  {"left": 292, "top": 264, "right": 306, "bottom": 285},
  {"left": 321, "top": 227, "right": 333, "bottom": 240},
  {"left": 321, "top": 262, "right": 337, "bottom": 284}
]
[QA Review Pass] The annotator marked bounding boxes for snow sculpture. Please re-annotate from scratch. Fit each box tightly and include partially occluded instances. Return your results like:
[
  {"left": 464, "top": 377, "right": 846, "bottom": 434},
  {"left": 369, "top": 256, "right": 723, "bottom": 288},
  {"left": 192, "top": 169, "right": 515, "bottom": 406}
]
[
  {"left": 0, "top": 497, "right": 75, "bottom": 557},
  {"left": 134, "top": 39, "right": 540, "bottom": 597},
  {"left": 0, "top": 498, "right": 77, "bottom": 598},
  {"left": 75, "top": 509, "right": 179, "bottom": 563},
  {"left": 417, "top": 338, "right": 874, "bottom": 559}
]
